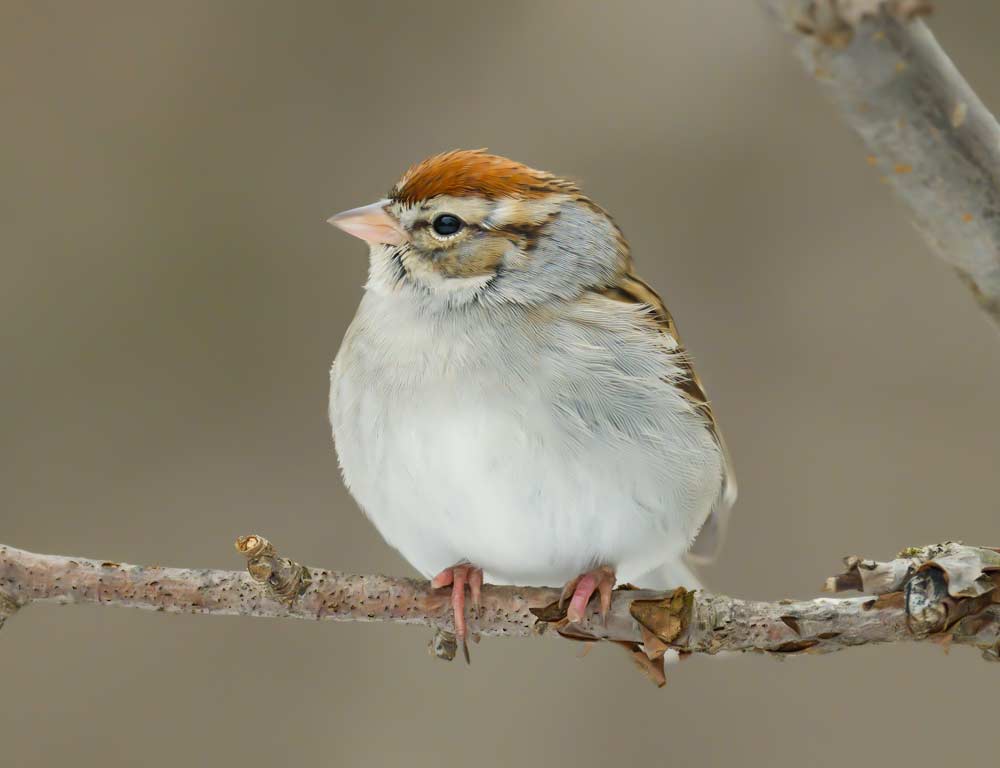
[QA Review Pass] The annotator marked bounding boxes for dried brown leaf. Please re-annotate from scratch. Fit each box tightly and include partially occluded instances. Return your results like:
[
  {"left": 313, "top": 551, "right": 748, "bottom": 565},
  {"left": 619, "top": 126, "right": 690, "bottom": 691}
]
[
  {"left": 629, "top": 587, "right": 691, "bottom": 644},
  {"left": 640, "top": 625, "right": 669, "bottom": 661},
  {"left": 529, "top": 600, "right": 567, "bottom": 623},
  {"left": 613, "top": 641, "right": 667, "bottom": 687}
]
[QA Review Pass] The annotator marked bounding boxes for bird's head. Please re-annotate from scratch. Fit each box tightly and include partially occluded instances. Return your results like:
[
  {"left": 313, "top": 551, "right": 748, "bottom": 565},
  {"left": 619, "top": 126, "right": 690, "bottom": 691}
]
[{"left": 328, "top": 150, "right": 630, "bottom": 309}]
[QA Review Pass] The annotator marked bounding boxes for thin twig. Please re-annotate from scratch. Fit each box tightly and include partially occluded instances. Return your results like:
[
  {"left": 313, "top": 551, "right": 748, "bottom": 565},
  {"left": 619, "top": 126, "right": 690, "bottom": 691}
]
[
  {"left": 759, "top": 0, "right": 1000, "bottom": 330},
  {"left": 1, "top": 538, "right": 998, "bottom": 683}
]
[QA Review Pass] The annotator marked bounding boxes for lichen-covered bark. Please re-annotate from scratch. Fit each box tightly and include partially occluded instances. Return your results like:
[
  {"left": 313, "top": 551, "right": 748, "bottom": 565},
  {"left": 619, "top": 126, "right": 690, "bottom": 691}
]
[
  {"left": 0, "top": 540, "right": 557, "bottom": 638},
  {"left": 2, "top": 538, "right": 998, "bottom": 673},
  {"left": 760, "top": 0, "right": 1000, "bottom": 330}
]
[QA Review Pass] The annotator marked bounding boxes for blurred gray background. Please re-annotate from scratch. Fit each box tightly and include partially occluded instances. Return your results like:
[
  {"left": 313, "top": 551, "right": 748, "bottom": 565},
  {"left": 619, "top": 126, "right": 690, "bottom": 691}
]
[{"left": 2, "top": 1, "right": 999, "bottom": 766}]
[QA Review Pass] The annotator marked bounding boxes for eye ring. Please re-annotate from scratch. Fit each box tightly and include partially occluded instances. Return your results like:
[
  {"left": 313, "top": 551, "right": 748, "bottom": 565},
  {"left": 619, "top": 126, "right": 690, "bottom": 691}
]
[{"left": 431, "top": 213, "right": 464, "bottom": 237}]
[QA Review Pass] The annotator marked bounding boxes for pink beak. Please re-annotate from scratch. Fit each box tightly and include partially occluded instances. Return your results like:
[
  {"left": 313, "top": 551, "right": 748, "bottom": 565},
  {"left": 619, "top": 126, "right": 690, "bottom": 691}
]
[{"left": 327, "top": 199, "right": 407, "bottom": 246}]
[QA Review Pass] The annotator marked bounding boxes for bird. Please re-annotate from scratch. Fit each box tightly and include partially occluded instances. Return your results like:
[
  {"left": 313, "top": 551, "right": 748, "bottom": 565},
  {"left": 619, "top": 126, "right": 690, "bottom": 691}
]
[{"left": 327, "top": 149, "right": 735, "bottom": 655}]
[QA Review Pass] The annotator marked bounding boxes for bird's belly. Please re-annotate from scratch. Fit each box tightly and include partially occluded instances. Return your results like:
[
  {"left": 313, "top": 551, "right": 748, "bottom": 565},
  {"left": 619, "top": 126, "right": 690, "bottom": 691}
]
[{"left": 333, "top": 381, "right": 699, "bottom": 586}]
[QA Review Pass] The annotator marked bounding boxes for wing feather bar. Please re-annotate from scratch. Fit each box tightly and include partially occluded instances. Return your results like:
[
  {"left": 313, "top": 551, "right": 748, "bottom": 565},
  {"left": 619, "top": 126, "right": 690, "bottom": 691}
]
[{"left": 593, "top": 271, "right": 737, "bottom": 561}]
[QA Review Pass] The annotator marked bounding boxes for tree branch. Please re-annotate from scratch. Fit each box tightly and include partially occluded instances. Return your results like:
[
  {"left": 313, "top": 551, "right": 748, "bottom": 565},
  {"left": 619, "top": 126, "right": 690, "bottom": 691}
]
[
  {"left": 759, "top": 0, "right": 1000, "bottom": 330},
  {"left": 2, "top": 537, "right": 998, "bottom": 683}
]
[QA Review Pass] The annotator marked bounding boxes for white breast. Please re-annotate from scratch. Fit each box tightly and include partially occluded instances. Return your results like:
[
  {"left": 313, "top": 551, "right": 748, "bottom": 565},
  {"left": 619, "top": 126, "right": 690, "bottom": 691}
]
[{"left": 329, "top": 292, "right": 722, "bottom": 587}]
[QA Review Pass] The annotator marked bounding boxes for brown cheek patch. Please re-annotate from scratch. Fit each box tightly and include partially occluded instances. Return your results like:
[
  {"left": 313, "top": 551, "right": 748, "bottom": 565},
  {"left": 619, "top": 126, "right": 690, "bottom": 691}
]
[{"left": 431, "top": 237, "right": 507, "bottom": 279}]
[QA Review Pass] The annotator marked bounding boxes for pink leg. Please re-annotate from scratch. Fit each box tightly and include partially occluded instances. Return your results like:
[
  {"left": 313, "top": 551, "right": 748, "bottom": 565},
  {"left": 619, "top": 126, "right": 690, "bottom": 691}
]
[
  {"left": 560, "top": 566, "right": 616, "bottom": 624},
  {"left": 431, "top": 563, "right": 484, "bottom": 661}
]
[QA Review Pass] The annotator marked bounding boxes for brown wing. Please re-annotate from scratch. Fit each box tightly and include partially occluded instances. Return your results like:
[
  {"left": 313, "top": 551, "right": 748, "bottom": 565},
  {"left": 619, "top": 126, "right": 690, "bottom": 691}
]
[{"left": 593, "top": 270, "right": 737, "bottom": 561}]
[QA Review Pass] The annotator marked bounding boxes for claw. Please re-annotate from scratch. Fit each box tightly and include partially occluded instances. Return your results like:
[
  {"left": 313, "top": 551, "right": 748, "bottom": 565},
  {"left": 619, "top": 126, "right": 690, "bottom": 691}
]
[
  {"left": 469, "top": 568, "right": 483, "bottom": 620},
  {"left": 451, "top": 566, "right": 468, "bottom": 642},
  {"left": 468, "top": 568, "right": 483, "bottom": 644},
  {"left": 431, "top": 562, "right": 484, "bottom": 663},
  {"left": 562, "top": 566, "right": 616, "bottom": 624},
  {"left": 598, "top": 576, "right": 614, "bottom": 624},
  {"left": 567, "top": 572, "right": 598, "bottom": 623}
]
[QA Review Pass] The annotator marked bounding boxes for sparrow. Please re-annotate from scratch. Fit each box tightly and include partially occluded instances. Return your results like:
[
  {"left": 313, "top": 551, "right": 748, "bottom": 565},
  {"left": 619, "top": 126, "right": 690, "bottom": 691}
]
[{"left": 327, "top": 150, "right": 735, "bottom": 652}]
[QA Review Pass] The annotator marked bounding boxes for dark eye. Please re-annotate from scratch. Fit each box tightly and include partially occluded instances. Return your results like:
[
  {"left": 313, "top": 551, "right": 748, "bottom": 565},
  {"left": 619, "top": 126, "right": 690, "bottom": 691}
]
[{"left": 432, "top": 214, "right": 464, "bottom": 236}]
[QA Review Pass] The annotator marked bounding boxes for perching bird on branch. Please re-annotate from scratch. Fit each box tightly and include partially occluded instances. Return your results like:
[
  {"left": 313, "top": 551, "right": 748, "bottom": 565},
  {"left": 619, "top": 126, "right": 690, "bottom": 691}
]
[{"left": 327, "top": 149, "right": 735, "bottom": 651}]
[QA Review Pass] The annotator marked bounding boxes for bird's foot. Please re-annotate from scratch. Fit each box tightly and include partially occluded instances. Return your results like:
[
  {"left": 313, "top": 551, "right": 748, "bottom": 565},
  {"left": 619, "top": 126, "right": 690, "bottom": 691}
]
[
  {"left": 431, "top": 562, "right": 483, "bottom": 662},
  {"left": 560, "top": 565, "right": 616, "bottom": 624}
]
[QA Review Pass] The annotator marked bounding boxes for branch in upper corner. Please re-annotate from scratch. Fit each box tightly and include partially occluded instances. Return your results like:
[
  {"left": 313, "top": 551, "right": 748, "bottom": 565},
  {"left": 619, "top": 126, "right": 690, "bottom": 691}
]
[
  {"left": 759, "top": 0, "right": 1000, "bottom": 331},
  {"left": 1, "top": 537, "right": 999, "bottom": 684}
]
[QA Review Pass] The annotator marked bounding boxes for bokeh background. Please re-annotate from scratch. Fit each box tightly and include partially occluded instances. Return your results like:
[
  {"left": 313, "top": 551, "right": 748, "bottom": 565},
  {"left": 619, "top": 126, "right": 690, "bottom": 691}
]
[{"left": 3, "top": 1, "right": 999, "bottom": 766}]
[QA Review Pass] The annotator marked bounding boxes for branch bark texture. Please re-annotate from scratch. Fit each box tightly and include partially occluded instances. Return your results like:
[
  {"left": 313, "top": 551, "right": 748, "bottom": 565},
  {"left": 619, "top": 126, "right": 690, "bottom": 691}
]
[
  {"left": 2, "top": 538, "right": 998, "bottom": 677},
  {"left": 760, "top": 0, "right": 1000, "bottom": 330}
]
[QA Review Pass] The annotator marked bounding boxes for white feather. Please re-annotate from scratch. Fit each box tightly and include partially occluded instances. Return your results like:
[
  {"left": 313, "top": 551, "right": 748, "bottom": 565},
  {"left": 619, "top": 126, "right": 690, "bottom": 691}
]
[{"left": 330, "top": 288, "right": 723, "bottom": 587}]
